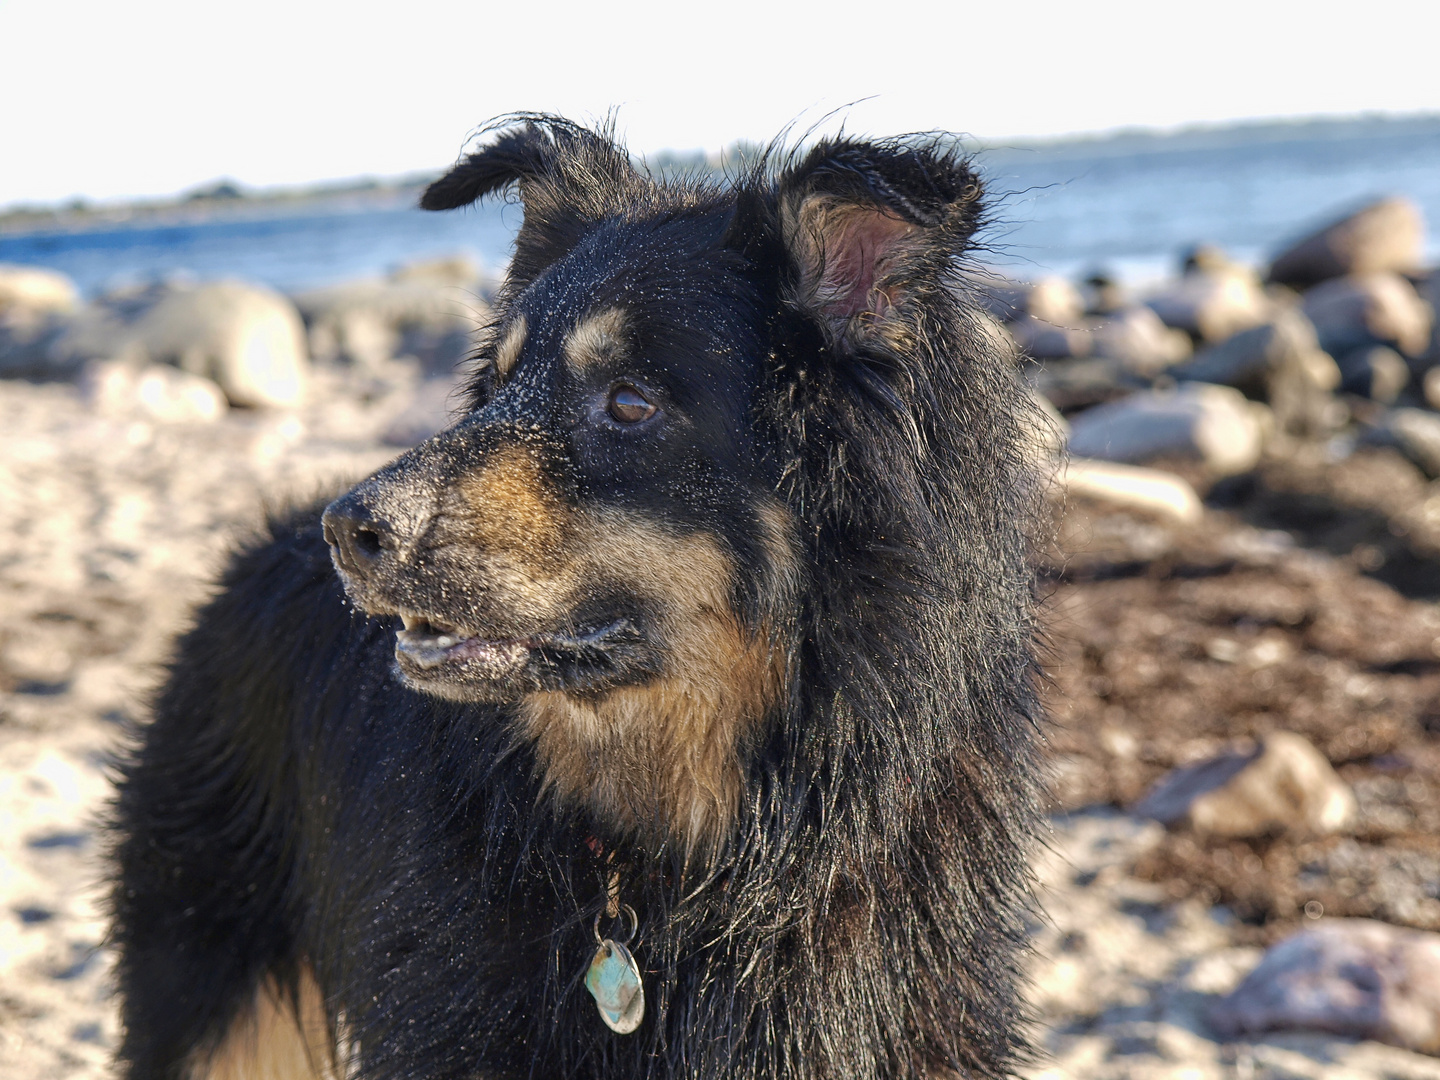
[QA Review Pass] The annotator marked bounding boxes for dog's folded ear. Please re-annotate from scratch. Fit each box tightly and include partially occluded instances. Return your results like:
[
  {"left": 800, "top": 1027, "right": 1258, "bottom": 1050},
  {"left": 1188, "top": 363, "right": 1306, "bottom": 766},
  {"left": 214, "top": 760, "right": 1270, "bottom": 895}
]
[
  {"left": 421, "top": 114, "right": 643, "bottom": 289},
  {"left": 773, "top": 137, "right": 984, "bottom": 351}
]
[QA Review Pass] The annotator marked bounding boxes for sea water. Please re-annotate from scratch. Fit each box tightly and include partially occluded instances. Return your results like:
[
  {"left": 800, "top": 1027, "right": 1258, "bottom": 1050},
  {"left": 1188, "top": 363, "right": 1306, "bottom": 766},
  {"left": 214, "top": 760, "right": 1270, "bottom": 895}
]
[{"left": 3, "top": 116, "right": 1438, "bottom": 296}]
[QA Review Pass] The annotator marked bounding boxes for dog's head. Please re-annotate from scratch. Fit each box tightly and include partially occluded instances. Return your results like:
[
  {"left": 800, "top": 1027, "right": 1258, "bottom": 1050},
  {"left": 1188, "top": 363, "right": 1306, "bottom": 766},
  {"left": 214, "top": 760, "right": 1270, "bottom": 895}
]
[{"left": 322, "top": 116, "right": 988, "bottom": 845}]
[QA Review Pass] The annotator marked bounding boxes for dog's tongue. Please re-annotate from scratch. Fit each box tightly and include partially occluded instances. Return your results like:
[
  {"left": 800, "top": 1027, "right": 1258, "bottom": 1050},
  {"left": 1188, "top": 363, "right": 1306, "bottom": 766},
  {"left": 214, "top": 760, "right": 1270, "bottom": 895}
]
[{"left": 395, "top": 630, "right": 530, "bottom": 674}]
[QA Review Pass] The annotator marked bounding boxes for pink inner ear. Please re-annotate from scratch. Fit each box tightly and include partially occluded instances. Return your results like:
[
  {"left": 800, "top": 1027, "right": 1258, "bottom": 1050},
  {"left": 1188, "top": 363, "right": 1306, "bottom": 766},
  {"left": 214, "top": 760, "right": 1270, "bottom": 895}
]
[{"left": 812, "top": 205, "right": 918, "bottom": 322}]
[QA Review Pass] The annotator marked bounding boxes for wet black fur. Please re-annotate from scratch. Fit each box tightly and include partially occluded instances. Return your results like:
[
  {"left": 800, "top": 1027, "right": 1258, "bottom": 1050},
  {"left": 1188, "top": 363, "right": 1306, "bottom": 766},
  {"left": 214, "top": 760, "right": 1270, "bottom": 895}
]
[{"left": 112, "top": 116, "right": 1047, "bottom": 1079}]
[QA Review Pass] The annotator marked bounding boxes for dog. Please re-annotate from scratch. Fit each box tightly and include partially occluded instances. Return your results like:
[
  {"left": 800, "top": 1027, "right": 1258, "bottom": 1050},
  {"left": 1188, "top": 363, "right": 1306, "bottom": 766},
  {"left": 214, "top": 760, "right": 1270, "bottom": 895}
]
[{"left": 112, "top": 115, "right": 1046, "bottom": 1080}]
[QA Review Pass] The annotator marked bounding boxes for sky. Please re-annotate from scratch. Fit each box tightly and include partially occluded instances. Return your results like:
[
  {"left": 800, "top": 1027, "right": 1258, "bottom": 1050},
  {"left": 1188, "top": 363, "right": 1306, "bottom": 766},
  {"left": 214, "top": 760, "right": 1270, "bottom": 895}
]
[{"left": 3, "top": 0, "right": 1438, "bottom": 208}]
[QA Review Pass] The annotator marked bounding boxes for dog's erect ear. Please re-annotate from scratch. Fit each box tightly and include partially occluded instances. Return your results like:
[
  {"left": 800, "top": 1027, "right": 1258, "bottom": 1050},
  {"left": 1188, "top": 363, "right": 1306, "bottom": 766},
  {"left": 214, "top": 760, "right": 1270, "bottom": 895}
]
[
  {"left": 421, "top": 115, "right": 643, "bottom": 289},
  {"left": 774, "top": 137, "right": 984, "bottom": 350}
]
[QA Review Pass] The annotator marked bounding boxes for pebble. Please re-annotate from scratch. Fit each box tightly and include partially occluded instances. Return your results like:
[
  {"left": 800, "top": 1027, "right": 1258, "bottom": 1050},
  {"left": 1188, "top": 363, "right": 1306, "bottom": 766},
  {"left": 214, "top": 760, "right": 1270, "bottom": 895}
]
[
  {"left": 1066, "top": 383, "right": 1267, "bottom": 476},
  {"left": 1132, "top": 731, "right": 1357, "bottom": 838},
  {"left": 0, "top": 264, "right": 79, "bottom": 317},
  {"left": 1145, "top": 265, "right": 1271, "bottom": 343},
  {"left": 1337, "top": 345, "right": 1410, "bottom": 403},
  {"left": 1302, "top": 271, "right": 1433, "bottom": 359},
  {"left": 293, "top": 257, "right": 489, "bottom": 375},
  {"left": 1209, "top": 919, "right": 1440, "bottom": 1054},
  {"left": 129, "top": 280, "right": 310, "bottom": 408},
  {"left": 1090, "top": 305, "right": 1193, "bottom": 375},
  {"left": 1371, "top": 408, "right": 1440, "bottom": 479},
  {"left": 1170, "top": 308, "right": 1341, "bottom": 434},
  {"left": 1059, "top": 458, "right": 1204, "bottom": 524},
  {"left": 80, "top": 360, "right": 228, "bottom": 424}
]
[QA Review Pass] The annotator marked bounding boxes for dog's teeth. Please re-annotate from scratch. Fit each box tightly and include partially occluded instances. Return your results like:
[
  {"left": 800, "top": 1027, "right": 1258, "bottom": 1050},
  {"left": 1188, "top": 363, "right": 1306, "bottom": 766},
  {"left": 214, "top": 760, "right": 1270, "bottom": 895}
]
[
  {"left": 401, "top": 614, "right": 420, "bottom": 631},
  {"left": 437, "top": 635, "right": 456, "bottom": 648}
]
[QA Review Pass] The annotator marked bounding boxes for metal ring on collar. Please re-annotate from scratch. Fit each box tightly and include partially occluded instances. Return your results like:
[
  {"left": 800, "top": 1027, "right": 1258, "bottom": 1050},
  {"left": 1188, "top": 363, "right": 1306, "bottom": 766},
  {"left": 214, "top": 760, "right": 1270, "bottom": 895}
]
[{"left": 593, "top": 904, "right": 638, "bottom": 945}]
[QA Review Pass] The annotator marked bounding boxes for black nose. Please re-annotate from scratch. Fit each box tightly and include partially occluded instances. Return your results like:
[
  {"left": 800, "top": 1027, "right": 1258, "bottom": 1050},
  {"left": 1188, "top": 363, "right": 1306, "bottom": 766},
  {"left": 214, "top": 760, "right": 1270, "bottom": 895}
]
[{"left": 322, "top": 492, "right": 396, "bottom": 580}]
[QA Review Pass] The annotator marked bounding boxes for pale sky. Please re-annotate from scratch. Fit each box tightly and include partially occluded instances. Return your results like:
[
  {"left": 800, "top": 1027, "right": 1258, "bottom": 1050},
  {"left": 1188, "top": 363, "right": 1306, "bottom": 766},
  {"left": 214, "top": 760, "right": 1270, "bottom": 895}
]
[{"left": 3, "top": 0, "right": 1437, "bottom": 208}]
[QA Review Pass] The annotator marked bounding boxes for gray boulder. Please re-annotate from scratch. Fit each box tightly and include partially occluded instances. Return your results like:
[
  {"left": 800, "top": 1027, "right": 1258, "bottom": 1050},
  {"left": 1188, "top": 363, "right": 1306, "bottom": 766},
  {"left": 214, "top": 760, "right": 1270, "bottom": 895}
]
[
  {"left": 1302, "top": 271, "right": 1433, "bottom": 359},
  {"left": 1133, "top": 730, "right": 1356, "bottom": 837},
  {"left": 1337, "top": 345, "right": 1410, "bottom": 403},
  {"left": 1025, "top": 276, "right": 1085, "bottom": 326},
  {"left": 1090, "top": 305, "right": 1192, "bottom": 375},
  {"left": 4, "top": 278, "right": 310, "bottom": 407},
  {"left": 1269, "top": 197, "right": 1425, "bottom": 288},
  {"left": 1146, "top": 265, "right": 1272, "bottom": 343},
  {"left": 0, "top": 266, "right": 83, "bottom": 379},
  {"left": 1209, "top": 919, "right": 1440, "bottom": 1054},
  {"left": 120, "top": 281, "right": 309, "bottom": 408},
  {"left": 1004, "top": 278, "right": 1092, "bottom": 360},
  {"left": 1424, "top": 365, "right": 1440, "bottom": 411},
  {"left": 1066, "top": 383, "right": 1267, "bottom": 476},
  {"left": 1425, "top": 273, "right": 1440, "bottom": 364},
  {"left": 1368, "top": 408, "right": 1440, "bottom": 479},
  {"left": 80, "top": 359, "right": 228, "bottom": 423},
  {"left": 293, "top": 258, "right": 490, "bottom": 375},
  {"left": 1009, "top": 314, "right": 1092, "bottom": 360},
  {"left": 0, "top": 264, "right": 79, "bottom": 319},
  {"left": 1170, "top": 308, "right": 1341, "bottom": 435}
]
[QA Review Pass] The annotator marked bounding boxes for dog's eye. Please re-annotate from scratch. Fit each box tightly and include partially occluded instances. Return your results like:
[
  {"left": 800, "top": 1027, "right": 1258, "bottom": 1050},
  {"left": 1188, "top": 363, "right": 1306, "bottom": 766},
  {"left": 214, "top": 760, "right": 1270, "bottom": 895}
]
[{"left": 607, "top": 385, "right": 657, "bottom": 424}]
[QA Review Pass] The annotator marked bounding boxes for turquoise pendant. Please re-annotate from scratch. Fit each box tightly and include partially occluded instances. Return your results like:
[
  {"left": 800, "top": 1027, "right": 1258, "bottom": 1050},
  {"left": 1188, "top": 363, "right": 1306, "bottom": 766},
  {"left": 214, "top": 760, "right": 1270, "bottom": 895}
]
[{"left": 585, "top": 937, "right": 645, "bottom": 1033}]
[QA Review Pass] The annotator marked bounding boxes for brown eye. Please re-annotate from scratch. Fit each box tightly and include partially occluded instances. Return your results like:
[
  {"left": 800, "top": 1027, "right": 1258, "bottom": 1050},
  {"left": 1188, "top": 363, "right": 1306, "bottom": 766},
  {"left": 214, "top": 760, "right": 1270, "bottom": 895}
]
[{"left": 607, "top": 385, "right": 656, "bottom": 424}]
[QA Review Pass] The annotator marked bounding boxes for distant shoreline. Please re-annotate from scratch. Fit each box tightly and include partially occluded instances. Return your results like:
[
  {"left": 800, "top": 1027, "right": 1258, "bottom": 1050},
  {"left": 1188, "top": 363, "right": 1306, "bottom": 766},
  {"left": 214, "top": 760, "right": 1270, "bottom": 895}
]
[
  {"left": 0, "top": 176, "right": 434, "bottom": 238},
  {"left": 5, "top": 112, "right": 1438, "bottom": 239}
]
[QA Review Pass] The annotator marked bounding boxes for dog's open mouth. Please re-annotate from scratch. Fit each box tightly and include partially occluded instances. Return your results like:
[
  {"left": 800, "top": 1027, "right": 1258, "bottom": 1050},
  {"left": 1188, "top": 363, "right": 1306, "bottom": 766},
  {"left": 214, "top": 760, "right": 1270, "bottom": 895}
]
[
  {"left": 396, "top": 616, "right": 536, "bottom": 674},
  {"left": 393, "top": 614, "right": 654, "bottom": 697}
]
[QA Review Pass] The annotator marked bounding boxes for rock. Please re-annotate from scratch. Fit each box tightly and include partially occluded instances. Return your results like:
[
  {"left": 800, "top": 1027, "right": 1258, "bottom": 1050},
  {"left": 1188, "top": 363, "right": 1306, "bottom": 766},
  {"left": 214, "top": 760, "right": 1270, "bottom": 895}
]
[
  {"left": 1424, "top": 365, "right": 1440, "bottom": 410},
  {"left": 32, "top": 299, "right": 140, "bottom": 378},
  {"left": 1059, "top": 459, "right": 1204, "bottom": 524},
  {"left": 293, "top": 267, "right": 488, "bottom": 375},
  {"left": 1026, "top": 277, "right": 1085, "bottom": 327},
  {"left": 1066, "top": 383, "right": 1267, "bottom": 476},
  {"left": 1030, "top": 357, "right": 1136, "bottom": 414},
  {"left": 1269, "top": 197, "right": 1426, "bottom": 288},
  {"left": 1010, "top": 314, "right": 1092, "bottom": 360},
  {"left": 0, "top": 267, "right": 84, "bottom": 378},
  {"left": 1302, "top": 271, "right": 1433, "bottom": 359},
  {"left": 387, "top": 254, "right": 484, "bottom": 289},
  {"left": 126, "top": 281, "right": 309, "bottom": 408},
  {"left": 1337, "top": 345, "right": 1410, "bottom": 403},
  {"left": 1420, "top": 273, "right": 1440, "bottom": 365},
  {"left": 0, "top": 265, "right": 79, "bottom": 318},
  {"left": 1209, "top": 919, "right": 1440, "bottom": 1054},
  {"left": 1170, "top": 309, "right": 1342, "bottom": 435},
  {"left": 1006, "top": 278, "right": 1092, "bottom": 360},
  {"left": 1133, "top": 731, "right": 1357, "bottom": 837},
  {"left": 80, "top": 359, "right": 227, "bottom": 423},
  {"left": 1080, "top": 271, "right": 1126, "bottom": 316},
  {"left": 1146, "top": 265, "right": 1271, "bottom": 343},
  {"left": 1182, "top": 243, "right": 1238, "bottom": 275},
  {"left": 1369, "top": 408, "right": 1440, "bottom": 479},
  {"left": 1091, "top": 305, "right": 1193, "bottom": 375}
]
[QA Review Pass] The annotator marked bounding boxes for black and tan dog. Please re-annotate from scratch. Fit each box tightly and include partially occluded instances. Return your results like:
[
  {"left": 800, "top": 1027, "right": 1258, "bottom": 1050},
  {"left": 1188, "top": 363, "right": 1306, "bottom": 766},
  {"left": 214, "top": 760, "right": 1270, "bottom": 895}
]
[{"left": 112, "top": 116, "right": 1046, "bottom": 1080}]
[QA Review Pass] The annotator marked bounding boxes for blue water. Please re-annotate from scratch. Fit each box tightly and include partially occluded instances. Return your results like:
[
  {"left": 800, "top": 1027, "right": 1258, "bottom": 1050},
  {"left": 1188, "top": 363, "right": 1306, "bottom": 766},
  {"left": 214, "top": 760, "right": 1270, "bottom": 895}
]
[
  {"left": 3, "top": 115, "right": 1438, "bottom": 296},
  {"left": 979, "top": 115, "right": 1440, "bottom": 283}
]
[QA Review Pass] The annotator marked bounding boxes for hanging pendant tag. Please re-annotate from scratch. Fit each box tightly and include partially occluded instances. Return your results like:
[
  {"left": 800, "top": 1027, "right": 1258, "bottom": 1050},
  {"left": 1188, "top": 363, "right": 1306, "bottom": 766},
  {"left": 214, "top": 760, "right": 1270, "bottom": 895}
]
[
  {"left": 585, "top": 904, "right": 643, "bottom": 1034},
  {"left": 585, "top": 938, "right": 645, "bottom": 1033}
]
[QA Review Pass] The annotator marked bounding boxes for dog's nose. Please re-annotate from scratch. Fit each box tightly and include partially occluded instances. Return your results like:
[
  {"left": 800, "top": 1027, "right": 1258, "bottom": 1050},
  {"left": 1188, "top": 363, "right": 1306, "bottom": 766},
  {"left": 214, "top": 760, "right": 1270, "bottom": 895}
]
[{"left": 322, "top": 493, "right": 396, "bottom": 579}]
